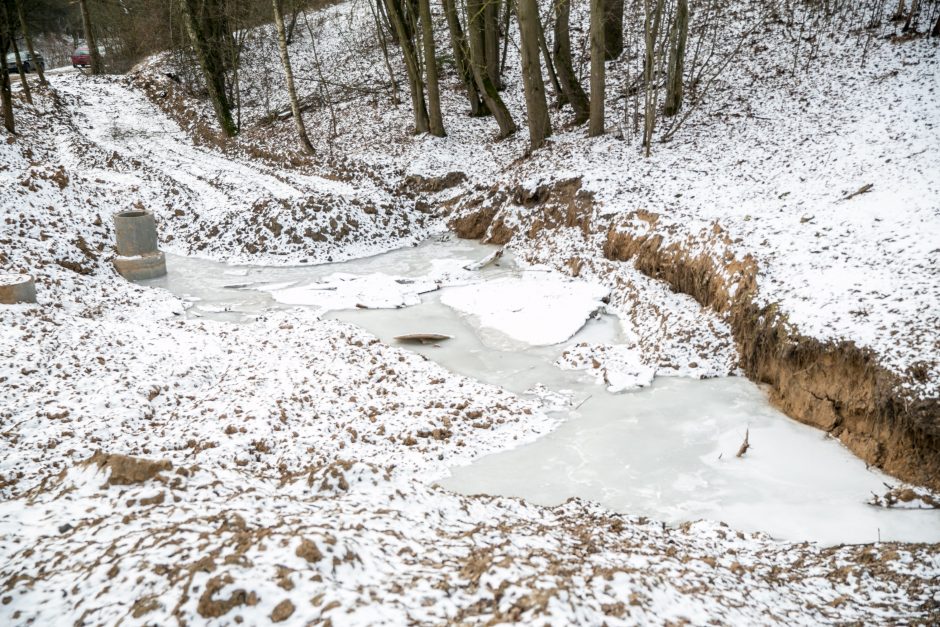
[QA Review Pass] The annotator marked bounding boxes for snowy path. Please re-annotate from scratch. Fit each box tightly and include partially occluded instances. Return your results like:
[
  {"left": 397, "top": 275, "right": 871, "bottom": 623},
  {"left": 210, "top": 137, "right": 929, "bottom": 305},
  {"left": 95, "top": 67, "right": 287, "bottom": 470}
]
[
  {"left": 55, "top": 76, "right": 358, "bottom": 205},
  {"left": 50, "top": 74, "right": 437, "bottom": 264}
]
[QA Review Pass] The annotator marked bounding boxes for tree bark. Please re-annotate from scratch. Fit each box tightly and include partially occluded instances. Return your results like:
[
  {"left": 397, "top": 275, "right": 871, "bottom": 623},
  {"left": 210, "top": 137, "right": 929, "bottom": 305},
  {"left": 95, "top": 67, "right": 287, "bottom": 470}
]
[
  {"left": 0, "top": 3, "right": 12, "bottom": 133},
  {"left": 369, "top": 0, "right": 401, "bottom": 104},
  {"left": 10, "top": 36, "right": 30, "bottom": 105},
  {"left": 603, "top": 0, "right": 623, "bottom": 60},
  {"left": 554, "top": 0, "right": 589, "bottom": 124},
  {"left": 180, "top": 0, "right": 238, "bottom": 137},
  {"left": 15, "top": 0, "right": 44, "bottom": 86},
  {"left": 589, "top": 0, "right": 605, "bottom": 136},
  {"left": 272, "top": 0, "right": 314, "bottom": 153},
  {"left": 642, "top": 0, "right": 665, "bottom": 156},
  {"left": 384, "top": 0, "right": 429, "bottom": 134},
  {"left": 536, "top": 10, "right": 563, "bottom": 107},
  {"left": 484, "top": 0, "right": 500, "bottom": 89},
  {"left": 79, "top": 0, "right": 103, "bottom": 75},
  {"left": 467, "top": 0, "right": 516, "bottom": 137},
  {"left": 663, "top": 0, "right": 687, "bottom": 117},
  {"left": 517, "top": 0, "right": 551, "bottom": 149},
  {"left": 442, "top": 0, "right": 484, "bottom": 116},
  {"left": 903, "top": 0, "right": 920, "bottom": 32},
  {"left": 418, "top": 0, "right": 445, "bottom": 136}
]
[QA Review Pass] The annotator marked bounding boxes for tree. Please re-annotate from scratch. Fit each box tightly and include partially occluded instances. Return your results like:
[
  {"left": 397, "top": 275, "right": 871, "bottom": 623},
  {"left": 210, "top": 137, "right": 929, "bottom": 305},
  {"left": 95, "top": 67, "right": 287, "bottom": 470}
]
[
  {"left": 483, "top": 0, "right": 500, "bottom": 88},
  {"left": 603, "top": 0, "right": 623, "bottom": 60},
  {"left": 517, "top": 0, "right": 551, "bottom": 149},
  {"left": 554, "top": 0, "right": 589, "bottom": 124},
  {"left": 272, "top": 0, "right": 314, "bottom": 153},
  {"left": 179, "top": 0, "right": 238, "bottom": 137},
  {"left": 663, "top": 0, "right": 688, "bottom": 117},
  {"left": 442, "top": 0, "right": 484, "bottom": 116},
  {"left": 383, "top": 0, "right": 429, "bottom": 134},
  {"left": 14, "top": 0, "right": 44, "bottom": 86},
  {"left": 642, "top": 0, "right": 665, "bottom": 155},
  {"left": 418, "top": 0, "right": 444, "bottom": 136},
  {"left": 78, "top": 0, "right": 103, "bottom": 74},
  {"left": 10, "top": 35, "right": 30, "bottom": 105},
  {"left": 589, "top": 0, "right": 605, "bottom": 136},
  {"left": 0, "top": 0, "right": 13, "bottom": 133},
  {"left": 466, "top": 0, "right": 516, "bottom": 137}
]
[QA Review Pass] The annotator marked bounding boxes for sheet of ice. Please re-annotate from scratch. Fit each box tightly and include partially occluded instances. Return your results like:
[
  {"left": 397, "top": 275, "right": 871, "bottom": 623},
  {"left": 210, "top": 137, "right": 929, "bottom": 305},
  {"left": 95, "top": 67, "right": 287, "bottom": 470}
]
[
  {"left": 141, "top": 241, "right": 939, "bottom": 546},
  {"left": 264, "top": 272, "right": 439, "bottom": 311},
  {"left": 439, "top": 377, "right": 940, "bottom": 545},
  {"left": 440, "top": 272, "right": 610, "bottom": 346}
]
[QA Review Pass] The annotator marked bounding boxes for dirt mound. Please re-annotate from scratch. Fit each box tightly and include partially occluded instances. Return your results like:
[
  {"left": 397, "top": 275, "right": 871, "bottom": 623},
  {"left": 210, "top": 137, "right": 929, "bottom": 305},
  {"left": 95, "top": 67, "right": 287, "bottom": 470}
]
[{"left": 83, "top": 452, "right": 172, "bottom": 486}]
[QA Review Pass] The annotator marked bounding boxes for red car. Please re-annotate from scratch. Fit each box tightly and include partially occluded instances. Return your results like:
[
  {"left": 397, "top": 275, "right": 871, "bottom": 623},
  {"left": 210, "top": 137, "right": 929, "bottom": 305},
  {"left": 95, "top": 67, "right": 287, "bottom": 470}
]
[{"left": 71, "top": 45, "right": 91, "bottom": 68}]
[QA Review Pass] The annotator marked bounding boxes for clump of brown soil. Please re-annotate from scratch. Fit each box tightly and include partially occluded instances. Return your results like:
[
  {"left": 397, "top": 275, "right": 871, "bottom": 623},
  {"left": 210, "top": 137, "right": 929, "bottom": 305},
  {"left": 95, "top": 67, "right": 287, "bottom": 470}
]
[
  {"left": 196, "top": 574, "right": 257, "bottom": 618},
  {"left": 270, "top": 598, "right": 295, "bottom": 622},
  {"left": 83, "top": 452, "right": 172, "bottom": 486},
  {"left": 295, "top": 538, "right": 324, "bottom": 563},
  {"left": 451, "top": 177, "right": 593, "bottom": 245}
]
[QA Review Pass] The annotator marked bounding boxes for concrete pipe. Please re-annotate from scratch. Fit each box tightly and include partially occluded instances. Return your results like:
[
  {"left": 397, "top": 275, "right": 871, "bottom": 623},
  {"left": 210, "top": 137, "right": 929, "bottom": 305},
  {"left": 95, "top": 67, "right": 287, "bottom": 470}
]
[
  {"left": 0, "top": 274, "right": 37, "bottom": 304},
  {"left": 112, "top": 209, "right": 167, "bottom": 280},
  {"left": 113, "top": 252, "right": 167, "bottom": 281}
]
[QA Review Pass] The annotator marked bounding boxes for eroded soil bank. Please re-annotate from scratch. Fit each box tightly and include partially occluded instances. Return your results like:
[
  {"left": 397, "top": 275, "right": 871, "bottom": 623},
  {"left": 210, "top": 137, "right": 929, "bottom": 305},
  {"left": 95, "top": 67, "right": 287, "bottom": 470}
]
[{"left": 449, "top": 178, "right": 940, "bottom": 491}]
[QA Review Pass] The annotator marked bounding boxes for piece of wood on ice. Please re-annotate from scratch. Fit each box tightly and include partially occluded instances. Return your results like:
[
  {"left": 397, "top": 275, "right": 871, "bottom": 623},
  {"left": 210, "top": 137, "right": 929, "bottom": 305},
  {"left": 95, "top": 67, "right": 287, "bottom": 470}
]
[
  {"left": 463, "top": 248, "right": 504, "bottom": 271},
  {"left": 394, "top": 333, "right": 453, "bottom": 344}
]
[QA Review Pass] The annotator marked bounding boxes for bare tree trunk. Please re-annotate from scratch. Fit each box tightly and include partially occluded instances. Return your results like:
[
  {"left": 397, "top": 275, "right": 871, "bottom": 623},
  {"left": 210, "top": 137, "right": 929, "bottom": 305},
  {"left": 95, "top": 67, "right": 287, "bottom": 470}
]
[
  {"left": 467, "top": 0, "right": 516, "bottom": 137},
  {"left": 79, "top": 0, "right": 103, "bottom": 75},
  {"left": 663, "top": 0, "right": 687, "bottom": 117},
  {"left": 272, "top": 0, "right": 314, "bottom": 153},
  {"left": 554, "top": 0, "right": 589, "bottom": 124},
  {"left": 10, "top": 34, "right": 30, "bottom": 104},
  {"left": 892, "top": 0, "right": 906, "bottom": 21},
  {"left": 0, "top": 5, "right": 13, "bottom": 133},
  {"left": 15, "top": 0, "right": 45, "bottom": 86},
  {"left": 603, "top": 0, "right": 624, "bottom": 60},
  {"left": 642, "top": 0, "right": 665, "bottom": 156},
  {"left": 536, "top": 11, "right": 563, "bottom": 107},
  {"left": 369, "top": 0, "right": 400, "bottom": 104},
  {"left": 180, "top": 0, "right": 237, "bottom": 137},
  {"left": 418, "top": 0, "right": 445, "bottom": 136},
  {"left": 933, "top": 11, "right": 940, "bottom": 36},
  {"left": 499, "top": 0, "right": 511, "bottom": 76},
  {"left": 589, "top": 0, "right": 605, "bottom": 136},
  {"left": 903, "top": 0, "right": 921, "bottom": 31},
  {"left": 442, "top": 0, "right": 484, "bottom": 116},
  {"left": 384, "top": 0, "right": 429, "bottom": 133},
  {"left": 517, "top": 0, "right": 551, "bottom": 149},
  {"left": 484, "top": 0, "right": 501, "bottom": 88}
]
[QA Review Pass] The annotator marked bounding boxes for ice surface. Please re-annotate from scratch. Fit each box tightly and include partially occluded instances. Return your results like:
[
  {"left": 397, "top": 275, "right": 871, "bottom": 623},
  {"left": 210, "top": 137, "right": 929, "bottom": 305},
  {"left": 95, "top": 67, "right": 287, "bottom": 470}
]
[
  {"left": 147, "top": 239, "right": 940, "bottom": 546},
  {"left": 439, "top": 272, "right": 610, "bottom": 346}
]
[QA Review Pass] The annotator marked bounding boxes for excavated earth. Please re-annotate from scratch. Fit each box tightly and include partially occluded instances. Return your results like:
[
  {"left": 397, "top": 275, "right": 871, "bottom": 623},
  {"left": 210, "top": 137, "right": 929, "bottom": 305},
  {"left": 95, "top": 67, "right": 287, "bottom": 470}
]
[{"left": 447, "top": 178, "right": 940, "bottom": 491}]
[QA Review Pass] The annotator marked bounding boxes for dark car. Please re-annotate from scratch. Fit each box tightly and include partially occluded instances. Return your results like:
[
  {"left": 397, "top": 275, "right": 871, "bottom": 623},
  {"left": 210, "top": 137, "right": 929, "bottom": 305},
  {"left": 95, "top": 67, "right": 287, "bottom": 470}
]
[
  {"left": 71, "top": 45, "right": 91, "bottom": 68},
  {"left": 5, "top": 51, "right": 44, "bottom": 73}
]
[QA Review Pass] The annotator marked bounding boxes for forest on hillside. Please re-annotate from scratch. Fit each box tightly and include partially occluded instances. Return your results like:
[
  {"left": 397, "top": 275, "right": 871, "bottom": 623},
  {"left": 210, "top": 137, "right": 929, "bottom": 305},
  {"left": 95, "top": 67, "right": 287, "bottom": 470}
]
[{"left": 2, "top": 0, "right": 938, "bottom": 145}]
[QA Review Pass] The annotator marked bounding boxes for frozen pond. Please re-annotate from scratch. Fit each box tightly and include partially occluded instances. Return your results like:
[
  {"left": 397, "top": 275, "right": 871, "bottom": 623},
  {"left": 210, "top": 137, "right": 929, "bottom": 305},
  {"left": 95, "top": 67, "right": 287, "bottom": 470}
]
[{"left": 142, "top": 238, "right": 940, "bottom": 545}]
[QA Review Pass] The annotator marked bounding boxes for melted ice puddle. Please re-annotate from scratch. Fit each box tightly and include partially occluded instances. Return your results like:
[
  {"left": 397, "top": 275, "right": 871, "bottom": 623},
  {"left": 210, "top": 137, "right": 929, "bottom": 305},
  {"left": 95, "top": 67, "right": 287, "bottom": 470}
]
[{"left": 143, "top": 238, "right": 940, "bottom": 546}]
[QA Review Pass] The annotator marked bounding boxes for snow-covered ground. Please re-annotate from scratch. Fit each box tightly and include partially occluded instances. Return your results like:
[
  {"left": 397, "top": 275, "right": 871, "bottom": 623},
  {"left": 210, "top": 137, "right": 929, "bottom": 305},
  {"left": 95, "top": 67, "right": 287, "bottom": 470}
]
[
  {"left": 2, "top": 0, "right": 939, "bottom": 624},
  {"left": 142, "top": 0, "right": 938, "bottom": 400}
]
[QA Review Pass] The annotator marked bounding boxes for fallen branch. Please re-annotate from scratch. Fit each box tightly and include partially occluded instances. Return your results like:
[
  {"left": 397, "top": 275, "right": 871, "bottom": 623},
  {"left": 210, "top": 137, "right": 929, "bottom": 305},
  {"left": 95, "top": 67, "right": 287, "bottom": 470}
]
[
  {"left": 736, "top": 427, "right": 750, "bottom": 458},
  {"left": 840, "top": 183, "right": 873, "bottom": 201}
]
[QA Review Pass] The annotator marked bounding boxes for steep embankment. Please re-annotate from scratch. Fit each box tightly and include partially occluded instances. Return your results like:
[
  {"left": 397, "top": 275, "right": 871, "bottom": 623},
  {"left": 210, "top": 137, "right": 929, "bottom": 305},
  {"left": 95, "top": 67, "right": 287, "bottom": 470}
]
[{"left": 448, "top": 172, "right": 940, "bottom": 490}]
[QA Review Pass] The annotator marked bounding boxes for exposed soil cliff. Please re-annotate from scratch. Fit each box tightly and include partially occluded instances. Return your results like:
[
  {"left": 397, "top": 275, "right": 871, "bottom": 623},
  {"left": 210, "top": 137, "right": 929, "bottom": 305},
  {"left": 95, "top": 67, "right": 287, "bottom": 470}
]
[{"left": 451, "top": 180, "right": 940, "bottom": 490}]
